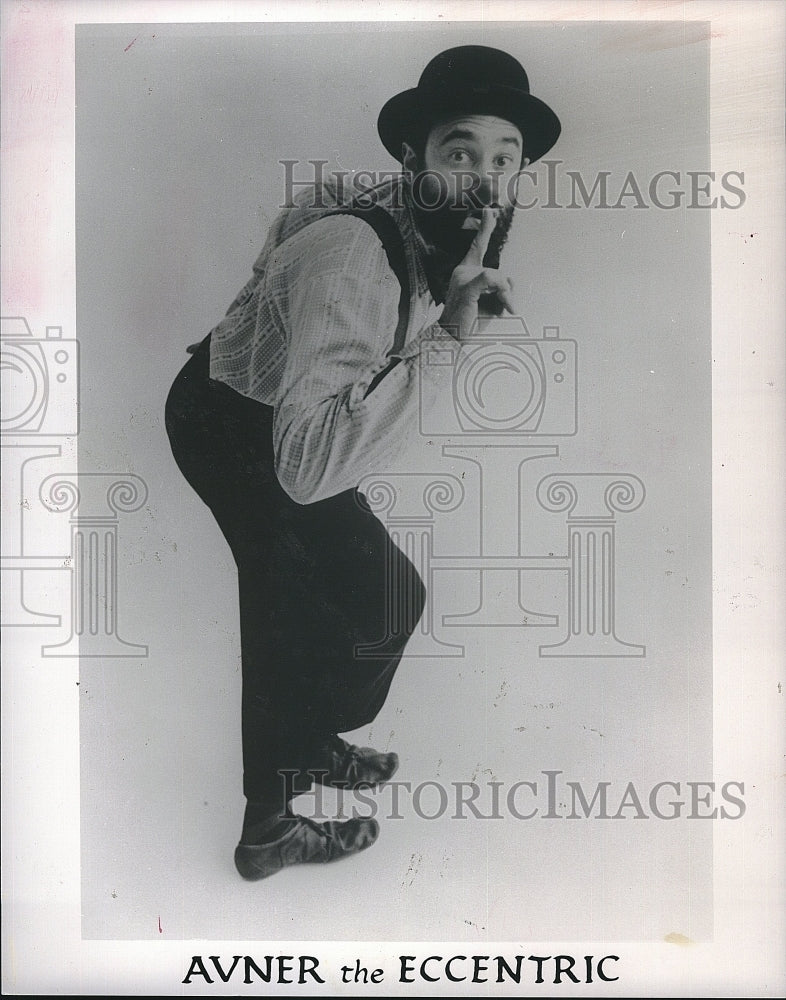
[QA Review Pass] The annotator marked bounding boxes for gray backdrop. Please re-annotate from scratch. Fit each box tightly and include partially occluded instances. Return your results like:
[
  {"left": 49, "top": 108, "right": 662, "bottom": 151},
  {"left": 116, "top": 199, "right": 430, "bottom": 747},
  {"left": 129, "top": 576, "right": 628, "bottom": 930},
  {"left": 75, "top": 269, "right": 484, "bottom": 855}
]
[{"left": 74, "top": 20, "right": 712, "bottom": 941}]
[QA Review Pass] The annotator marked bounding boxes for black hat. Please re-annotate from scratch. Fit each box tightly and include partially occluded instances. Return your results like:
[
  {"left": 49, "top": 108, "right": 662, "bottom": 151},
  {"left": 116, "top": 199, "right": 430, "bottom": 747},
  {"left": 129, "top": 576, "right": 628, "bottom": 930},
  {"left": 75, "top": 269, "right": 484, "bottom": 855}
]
[{"left": 378, "top": 45, "right": 561, "bottom": 164}]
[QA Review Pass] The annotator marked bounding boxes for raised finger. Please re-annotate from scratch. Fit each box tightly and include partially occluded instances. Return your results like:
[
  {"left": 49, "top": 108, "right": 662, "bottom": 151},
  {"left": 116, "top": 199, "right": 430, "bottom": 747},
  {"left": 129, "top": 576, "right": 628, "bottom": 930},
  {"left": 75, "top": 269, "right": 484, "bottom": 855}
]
[{"left": 463, "top": 207, "right": 496, "bottom": 267}]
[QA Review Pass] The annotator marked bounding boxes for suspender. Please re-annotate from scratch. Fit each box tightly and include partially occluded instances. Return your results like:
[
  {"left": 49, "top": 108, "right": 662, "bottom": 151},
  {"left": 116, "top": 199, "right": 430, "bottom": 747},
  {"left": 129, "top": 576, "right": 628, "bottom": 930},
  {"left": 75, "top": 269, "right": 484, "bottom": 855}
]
[
  {"left": 332, "top": 205, "right": 410, "bottom": 357},
  {"left": 332, "top": 205, "right": 410, "bottom": 399},
  {"left": 189, "top": 203, "right": 412, "bottom": 402}
]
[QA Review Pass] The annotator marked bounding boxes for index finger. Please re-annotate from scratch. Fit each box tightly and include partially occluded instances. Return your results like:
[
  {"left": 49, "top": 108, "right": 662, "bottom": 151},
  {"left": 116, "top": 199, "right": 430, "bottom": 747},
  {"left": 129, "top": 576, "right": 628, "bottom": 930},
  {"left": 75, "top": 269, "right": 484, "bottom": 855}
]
[{"left": 462, "top": 207, "right": 496, "bottom": 266}]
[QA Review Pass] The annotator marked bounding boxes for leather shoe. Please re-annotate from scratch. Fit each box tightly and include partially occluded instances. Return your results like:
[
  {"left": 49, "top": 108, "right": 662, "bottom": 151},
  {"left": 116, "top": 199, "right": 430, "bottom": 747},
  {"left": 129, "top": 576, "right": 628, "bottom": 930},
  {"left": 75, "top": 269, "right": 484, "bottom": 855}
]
[
  {"left": 234, "top": 815, "right": 379, "bottom": 881},
  {"left": 311, "top": 734, "right": 399, "bottom": 789}
]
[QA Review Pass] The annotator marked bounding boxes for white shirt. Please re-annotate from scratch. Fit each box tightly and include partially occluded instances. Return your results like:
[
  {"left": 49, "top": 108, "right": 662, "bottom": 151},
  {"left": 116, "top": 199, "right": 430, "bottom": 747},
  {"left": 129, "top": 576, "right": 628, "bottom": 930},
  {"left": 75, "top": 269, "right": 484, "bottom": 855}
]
[{"left": 208, "top": 178, "right": 457, "bottom": 504}]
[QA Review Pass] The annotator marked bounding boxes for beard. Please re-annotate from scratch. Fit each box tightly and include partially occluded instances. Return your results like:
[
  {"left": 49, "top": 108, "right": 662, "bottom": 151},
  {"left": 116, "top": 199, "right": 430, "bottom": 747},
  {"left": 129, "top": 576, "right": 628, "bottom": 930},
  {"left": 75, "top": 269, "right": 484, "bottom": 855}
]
[
  {"left": 412, "top": 199, "right": 515, "bottom": 266},
  {"left": 410, "top": 193, "right": 516, "bottom": 312}
]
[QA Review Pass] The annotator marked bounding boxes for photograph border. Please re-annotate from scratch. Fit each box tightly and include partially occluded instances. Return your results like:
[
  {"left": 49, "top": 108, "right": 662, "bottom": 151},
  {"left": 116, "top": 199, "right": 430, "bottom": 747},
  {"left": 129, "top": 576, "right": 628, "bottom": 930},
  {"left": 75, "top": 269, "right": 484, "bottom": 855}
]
[{"left": 1, "top": 0, "right": 784, "bottom": 995}]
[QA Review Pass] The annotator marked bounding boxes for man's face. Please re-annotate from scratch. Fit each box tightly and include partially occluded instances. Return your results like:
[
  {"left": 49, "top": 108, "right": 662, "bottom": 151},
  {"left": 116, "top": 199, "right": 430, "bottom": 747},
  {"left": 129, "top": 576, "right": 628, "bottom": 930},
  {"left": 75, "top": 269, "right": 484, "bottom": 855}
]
[
  {"left": 421, "top": 114, "right": 524, "bottom": 215},
  {"left": 404, "top": 114, "right": 527, "bottom": 265}
]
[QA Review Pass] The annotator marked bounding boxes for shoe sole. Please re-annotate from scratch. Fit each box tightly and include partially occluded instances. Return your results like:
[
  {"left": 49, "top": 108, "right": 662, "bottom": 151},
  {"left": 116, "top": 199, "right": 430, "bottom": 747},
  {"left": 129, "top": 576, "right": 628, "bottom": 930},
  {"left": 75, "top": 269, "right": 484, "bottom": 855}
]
[{"left": 234, "top": 820, "right": 380, "bottom": 881}]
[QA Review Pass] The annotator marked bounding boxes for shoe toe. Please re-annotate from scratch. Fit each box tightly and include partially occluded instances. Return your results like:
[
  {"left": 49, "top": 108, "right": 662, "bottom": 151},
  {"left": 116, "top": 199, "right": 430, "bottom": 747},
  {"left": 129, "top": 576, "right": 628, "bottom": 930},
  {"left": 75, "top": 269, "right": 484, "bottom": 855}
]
[
  {"left": 331, "top": 817, "right": 379, "bottom": 855},
  {"left": 314, "top": 737, "right": 400, "bottom": 788},
  {"left": 355, "top": 749, "right": 398, "bottom": 786},
  {"left": 381, "top": 752, "right": 399, "bottom": 780}
]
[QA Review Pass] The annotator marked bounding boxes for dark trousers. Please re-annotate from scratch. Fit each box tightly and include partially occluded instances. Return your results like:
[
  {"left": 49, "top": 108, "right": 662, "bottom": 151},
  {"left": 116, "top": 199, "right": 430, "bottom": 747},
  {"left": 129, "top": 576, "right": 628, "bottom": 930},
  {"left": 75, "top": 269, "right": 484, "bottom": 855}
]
[{"left": 164, "top": 337, "right": 425, "bottom": 809}]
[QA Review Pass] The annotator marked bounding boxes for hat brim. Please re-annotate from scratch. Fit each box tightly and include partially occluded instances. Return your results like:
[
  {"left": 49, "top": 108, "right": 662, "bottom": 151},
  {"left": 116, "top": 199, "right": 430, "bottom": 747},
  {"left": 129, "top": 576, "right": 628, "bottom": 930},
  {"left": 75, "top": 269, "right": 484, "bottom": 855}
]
[{"left": 378, "top": 83, "right": 561, "bottom": 165}]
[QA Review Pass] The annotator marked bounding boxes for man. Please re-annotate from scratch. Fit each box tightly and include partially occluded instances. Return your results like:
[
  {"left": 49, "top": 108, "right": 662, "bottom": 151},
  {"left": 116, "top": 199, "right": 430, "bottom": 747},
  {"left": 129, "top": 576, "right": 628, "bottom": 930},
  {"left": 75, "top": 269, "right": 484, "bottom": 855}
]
[{"left": 164, "top": 45, "right": 560, "bottom": 880}]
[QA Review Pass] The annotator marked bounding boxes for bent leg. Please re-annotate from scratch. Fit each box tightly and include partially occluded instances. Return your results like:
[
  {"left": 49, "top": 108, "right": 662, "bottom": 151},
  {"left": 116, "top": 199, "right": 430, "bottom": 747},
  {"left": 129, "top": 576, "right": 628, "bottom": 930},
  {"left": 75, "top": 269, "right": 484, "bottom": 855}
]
[{"left": 164, "top": 341, "right": 426, "bottom": 811}]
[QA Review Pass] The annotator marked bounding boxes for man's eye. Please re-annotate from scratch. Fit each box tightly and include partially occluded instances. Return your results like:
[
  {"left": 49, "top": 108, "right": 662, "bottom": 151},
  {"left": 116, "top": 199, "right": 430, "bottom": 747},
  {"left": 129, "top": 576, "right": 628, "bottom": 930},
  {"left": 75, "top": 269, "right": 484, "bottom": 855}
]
[
  {"left": 494, "top": 155, "right": 514, "bottom": 168},
  {"left": 449, "top": 150, "right": 470, "bottom": 164}
]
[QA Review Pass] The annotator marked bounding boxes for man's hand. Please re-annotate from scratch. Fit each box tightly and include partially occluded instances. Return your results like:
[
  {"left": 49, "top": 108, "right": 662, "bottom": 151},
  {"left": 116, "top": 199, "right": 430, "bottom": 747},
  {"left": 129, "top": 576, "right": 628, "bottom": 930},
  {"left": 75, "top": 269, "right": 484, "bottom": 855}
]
[{"left": 438, "top": 207, "right": 518, "bottom": 342}]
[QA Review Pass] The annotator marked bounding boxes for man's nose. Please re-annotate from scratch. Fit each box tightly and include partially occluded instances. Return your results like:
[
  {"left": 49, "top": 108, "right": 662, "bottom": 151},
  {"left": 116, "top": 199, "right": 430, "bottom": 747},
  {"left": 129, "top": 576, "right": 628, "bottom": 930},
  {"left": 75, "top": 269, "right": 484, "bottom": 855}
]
[{"left": 476, "top": 167, "right": 501, "bottom": 205}]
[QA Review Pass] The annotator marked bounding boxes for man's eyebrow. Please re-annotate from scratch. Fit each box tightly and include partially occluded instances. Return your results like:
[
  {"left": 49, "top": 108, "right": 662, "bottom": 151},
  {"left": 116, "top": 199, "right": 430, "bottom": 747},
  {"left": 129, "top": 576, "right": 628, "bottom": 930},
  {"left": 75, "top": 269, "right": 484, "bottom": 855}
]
[{"left": 438, "top": 128, "right": 522, "bottom": 148}]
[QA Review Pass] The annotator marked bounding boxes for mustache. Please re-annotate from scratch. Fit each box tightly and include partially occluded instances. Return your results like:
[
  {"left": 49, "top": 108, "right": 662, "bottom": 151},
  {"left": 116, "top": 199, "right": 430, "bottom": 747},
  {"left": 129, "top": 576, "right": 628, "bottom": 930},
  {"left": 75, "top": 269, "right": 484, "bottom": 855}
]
[{"left": 413, "top": 201, "right": 514, "bottom": 256}]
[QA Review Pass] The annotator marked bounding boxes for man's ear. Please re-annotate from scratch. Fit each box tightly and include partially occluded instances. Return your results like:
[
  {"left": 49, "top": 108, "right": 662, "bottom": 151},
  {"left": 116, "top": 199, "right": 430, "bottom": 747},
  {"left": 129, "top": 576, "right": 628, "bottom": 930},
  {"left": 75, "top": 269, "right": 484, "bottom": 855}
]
[{"left": 401, "top": 142, "right": 418, "bottom": 176}]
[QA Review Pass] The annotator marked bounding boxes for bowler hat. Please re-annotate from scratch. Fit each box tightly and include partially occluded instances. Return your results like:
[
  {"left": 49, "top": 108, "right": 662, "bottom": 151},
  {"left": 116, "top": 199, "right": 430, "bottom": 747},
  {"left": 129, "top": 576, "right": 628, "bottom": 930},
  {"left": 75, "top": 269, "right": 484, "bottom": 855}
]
[{"left": 378, "top": 45, "right": 561, "bottom": 164}]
